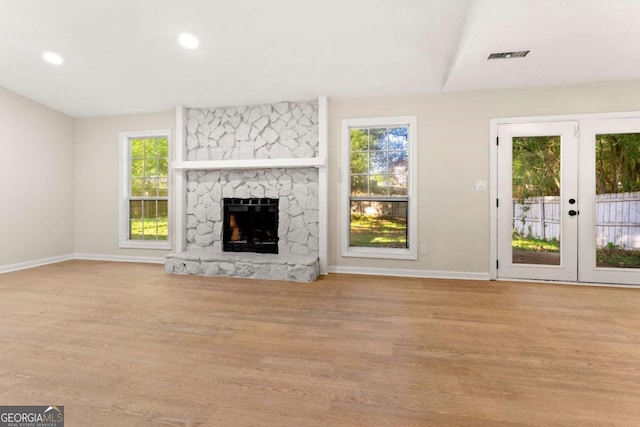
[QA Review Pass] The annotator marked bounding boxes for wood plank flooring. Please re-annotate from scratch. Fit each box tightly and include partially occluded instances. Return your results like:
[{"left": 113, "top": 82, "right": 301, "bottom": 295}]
[{"left": 1, "top": 260, "right": 640, "bottom": 426}]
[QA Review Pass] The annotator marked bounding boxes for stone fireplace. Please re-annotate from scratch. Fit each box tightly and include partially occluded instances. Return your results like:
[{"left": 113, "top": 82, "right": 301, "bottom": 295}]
[{"left": 165, "top": 100, "right": 325, "bottom": 282}]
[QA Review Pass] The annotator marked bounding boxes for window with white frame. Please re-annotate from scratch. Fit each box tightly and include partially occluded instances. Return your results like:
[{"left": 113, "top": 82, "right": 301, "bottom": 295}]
[
  {"left": 342, "top": 116, "right": 417, "bottom": 259},
  {"left": 119, "top": 130, "right": 171, "bottom": 249}
]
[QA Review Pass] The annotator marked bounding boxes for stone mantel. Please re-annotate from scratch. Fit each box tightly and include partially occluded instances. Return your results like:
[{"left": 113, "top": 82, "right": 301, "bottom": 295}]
[{"left": 171, "top": 157, "right": 325, "bottom": 171}]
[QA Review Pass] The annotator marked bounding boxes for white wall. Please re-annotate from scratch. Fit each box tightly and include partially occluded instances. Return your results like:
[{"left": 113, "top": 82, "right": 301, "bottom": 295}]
[
  {"left": 328, "top": 80, "right": 640, "bottom": 276},
  {"left": 74, "top": 112, "right": 175, "bottom": 259},
  {"left": 4, "top": 78, "right": 640, "bottom": 276},
  {"left": 0, "top": 88, "right": 75, "bottom": 267}
]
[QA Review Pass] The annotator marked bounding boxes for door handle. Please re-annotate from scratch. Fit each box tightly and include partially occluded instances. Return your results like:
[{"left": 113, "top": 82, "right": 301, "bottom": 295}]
[{"left": 568, "top": 210, "right": 579, "bottom": 216}]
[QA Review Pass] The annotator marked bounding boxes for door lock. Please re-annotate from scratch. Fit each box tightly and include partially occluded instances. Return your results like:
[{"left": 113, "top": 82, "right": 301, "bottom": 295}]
[
  {"left": 568, "top": 210, "right": 579, "bottom": 216},
  {"left": 569, "top": 198, "right": 576, "bottom": 204}
]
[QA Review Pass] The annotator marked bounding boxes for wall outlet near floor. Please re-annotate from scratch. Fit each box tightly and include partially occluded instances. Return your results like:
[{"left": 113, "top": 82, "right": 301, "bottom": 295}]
[{"left": 420, "top": 244, "right": 428, "bottom": 255}]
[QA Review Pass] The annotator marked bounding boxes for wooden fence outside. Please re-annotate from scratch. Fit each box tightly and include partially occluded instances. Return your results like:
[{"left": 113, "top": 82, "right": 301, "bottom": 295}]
[{"left": 513, "top": 191, "right": 640, "bottom": 249}]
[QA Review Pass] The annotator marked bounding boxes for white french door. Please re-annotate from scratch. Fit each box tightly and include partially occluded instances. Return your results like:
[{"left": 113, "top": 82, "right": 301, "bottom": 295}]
[
  {"left": 579, "top": 118, "right": 640, "bottom": 285},
  {"left": 497, "top": 117, "right": 640, "bottom": 285},
  {"left": 497, "top": 122, "right": 579, "bottom": 282}
]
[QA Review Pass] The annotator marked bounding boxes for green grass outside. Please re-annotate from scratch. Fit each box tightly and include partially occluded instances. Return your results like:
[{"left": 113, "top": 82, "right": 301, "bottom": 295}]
[
  {"left": 350, "top": 215, "right": 407, "bottom": 248},
  {"left": 514, "top": 235, "right": 640, "bottom": 269},
  {"left": 597, "top": 244, "right": 640, "bottom": 269},
  {"left": 130, "top": 217, "right": 168, "bottom": 241},
  {"left": 512, "top": 235, "right": 559, "bottom": 252}
]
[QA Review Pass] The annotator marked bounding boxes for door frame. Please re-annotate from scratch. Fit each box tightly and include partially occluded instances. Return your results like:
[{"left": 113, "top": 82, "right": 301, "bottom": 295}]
[
  {"left": 489, "top": 110, "right": 640, "bottom": 282},
  {"left": 496, "top": 121, "right": 579, "bottom": 282}
]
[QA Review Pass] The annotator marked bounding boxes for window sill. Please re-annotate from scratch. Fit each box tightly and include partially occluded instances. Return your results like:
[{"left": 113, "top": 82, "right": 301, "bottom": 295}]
[
  {"left": 120, "top": 241, "right": 171, "bottom": 250},
  {"left": 342, "top": 246, "right": 417, "bottom": 260}
]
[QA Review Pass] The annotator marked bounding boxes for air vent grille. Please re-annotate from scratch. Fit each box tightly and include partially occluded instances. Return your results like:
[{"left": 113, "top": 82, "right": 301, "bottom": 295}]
[{"left": 487, "top": 50, "right": 530, "bottom": 60}]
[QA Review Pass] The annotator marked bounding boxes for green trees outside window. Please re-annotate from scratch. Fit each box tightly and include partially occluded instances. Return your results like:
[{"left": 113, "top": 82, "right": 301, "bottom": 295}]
[
  {"left": 128, "top": 137, "right": 169, "bottom": 241},
  {"left": 349, "top": 126, "right": 409, "bottom": 248},
  {"left": 512, "top": 133, "right": 640, "bottom": 268}
]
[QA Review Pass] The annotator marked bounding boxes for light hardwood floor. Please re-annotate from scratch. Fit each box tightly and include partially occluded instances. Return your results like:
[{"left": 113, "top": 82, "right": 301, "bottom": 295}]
[{"left": 1, "top": 260, "right": 640, "bottom": 426}]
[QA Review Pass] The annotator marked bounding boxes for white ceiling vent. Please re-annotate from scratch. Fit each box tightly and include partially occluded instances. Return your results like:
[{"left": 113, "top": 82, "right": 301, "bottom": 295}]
[{"left": 487, "top": 50, "right": 530, "bottom": 60}]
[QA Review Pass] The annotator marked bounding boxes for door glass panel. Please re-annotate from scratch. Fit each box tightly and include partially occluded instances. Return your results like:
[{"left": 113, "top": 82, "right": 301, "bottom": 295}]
[
  {"left": 512, "top": 136, "right": 561, "bottom": 265},
  {"left": 594, "top": 133, "right": 640, "bottom": 269}
]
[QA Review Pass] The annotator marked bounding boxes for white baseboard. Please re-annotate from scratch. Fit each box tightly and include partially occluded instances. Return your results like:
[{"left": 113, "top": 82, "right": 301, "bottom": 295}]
[
  {"left": 2, "top": 255, "right": 486, "bottom": 281},
  {"left": 0, "top": 253, "right": 166, "bottom": 274},
  {"left": 328, "top": 265, "right": 490, "bottom": 281},
  {"left": 0, "top": 254, "right": 75, "bottom": 274},
  {"left": 73, "top": 253, "right": 166, "bottom": 264},
  {"left": 496, "top": 277, "right": 640, "bottom": 289}
]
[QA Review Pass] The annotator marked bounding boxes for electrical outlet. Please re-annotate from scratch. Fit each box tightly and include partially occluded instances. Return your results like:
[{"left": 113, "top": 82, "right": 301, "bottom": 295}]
[{"left": 420, "top": 244, "right": 428, "bottom": 255}]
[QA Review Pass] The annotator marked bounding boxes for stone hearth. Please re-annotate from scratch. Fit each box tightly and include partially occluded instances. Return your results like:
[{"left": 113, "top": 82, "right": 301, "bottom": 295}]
[{"left": 165, "top": 249, "right": 319, "bottom": 282}]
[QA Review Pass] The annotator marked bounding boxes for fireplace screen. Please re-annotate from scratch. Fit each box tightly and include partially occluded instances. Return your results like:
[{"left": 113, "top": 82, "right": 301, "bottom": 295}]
[{"left": 223, "top": 198, "right": 279, "bottom": 254}]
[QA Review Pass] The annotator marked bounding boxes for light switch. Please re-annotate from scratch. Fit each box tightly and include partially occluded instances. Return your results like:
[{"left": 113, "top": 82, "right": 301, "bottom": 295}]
[{"left": 475, "top": 180, "right": 487, "bottom": 191}]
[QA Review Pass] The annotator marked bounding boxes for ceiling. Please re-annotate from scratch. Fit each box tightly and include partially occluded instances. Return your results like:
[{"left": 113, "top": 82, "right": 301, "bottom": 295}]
[{"left": 1, "top": 0, "right": 639, "bottom": 117}]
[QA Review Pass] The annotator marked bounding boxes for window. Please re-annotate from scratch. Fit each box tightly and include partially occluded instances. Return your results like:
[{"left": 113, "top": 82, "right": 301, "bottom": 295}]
[
  {"left": 119, "top": 130, "right": 171, "bottom": 249},
  {"left": 342, "top": 116, "right": 417, "bottom": 259}
]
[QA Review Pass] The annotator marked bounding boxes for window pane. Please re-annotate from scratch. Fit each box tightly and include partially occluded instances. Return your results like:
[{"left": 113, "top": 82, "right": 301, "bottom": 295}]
[
  {"left": 350, "top": 200, "right": 408, "bottom": 248},
  {"left": 142, "top": 179, "right": 151, "bottom": 197},
  {"left": 369, "top": 175, "right": 388, "bottom": 196},
  {"left": 350, "top": 153, "right": 368, "bottom": 174},
  {"left": 131, "top": 139, "right": 145, "bottom": 158},
  {"left": 389, "top": 150, "right": 407, "bottom": 173},
  {"left": 350, "top": 129, "right": 368, "bottom": 151},
  {"left": 157, "top": 178, "right": 168, "bottom": 197},
  {"left": 370, "top": 152, "right": 388, "bottom": 174},
  {"left": 144, "top": 138, "right": 159, "bottom": 158},
  {"left": 350, "top": 176, "right": 367, "bottom": 196},
  {"left": 145, "top": 159, "right": 158, "bottom": 176},
  {"left": 130, "top": 200, "right": 142, "bottom": 220},
  {"left": 131, "top": 159, "right": 144, "bottom": 178},
  {"left": 158, "top": 158, "right": 169, "bottom": 176},
  {"left": 144, "top": 200, "right": 157, "bottom": 218},
  {"left": 158, "top": 138, "right": 169, "bottom": 157},
  {"left": 157, "top": 200, "right": 169, "bottom": 241},
  {"left": 144, "top": 178, "right": 158, "bottom": 197},
  {"left": 129, "top": 200, "right": 143, "bottom": 240},
  {"left": 143, "top": 200, "right": 158, "bottom": 240},
  {"left": 152, "top": 179, "right": 162, "bottom": 197},
  {"left": 131, "top": 179, "right": 144, "bottom": 197},
  {"left": 158, "top": 200, "right": 168, "bottom": 217},
  {"left": 369, "top": 128, "right": 387, "bottom": 151},
  {"left": 388, "top": 127, "right": 408, "bottom": 150},
  {"left": 142, "top": 220, "right": 158, "bottom": 240},
  {"left": 389, "top": 175, "right": 408, "bottom": 196}
]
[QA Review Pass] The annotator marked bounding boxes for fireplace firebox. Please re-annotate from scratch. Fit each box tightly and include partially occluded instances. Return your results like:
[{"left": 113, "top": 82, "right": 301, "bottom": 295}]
[{"left": 223, "top": 198, "right": 279, "bottom": 254}]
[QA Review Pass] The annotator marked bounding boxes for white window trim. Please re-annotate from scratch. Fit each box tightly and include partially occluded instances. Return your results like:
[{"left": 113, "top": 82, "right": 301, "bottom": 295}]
[
  {"left": 341, "top": 116, "right": 418, "bottom": 260},
  {"left": 119, "top": 129, "right": 172, "bottom": 250}
]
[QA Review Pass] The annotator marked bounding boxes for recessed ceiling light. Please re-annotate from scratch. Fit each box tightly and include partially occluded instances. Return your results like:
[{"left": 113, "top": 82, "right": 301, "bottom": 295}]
[
  {"left": 487, "top": 50, "right": 530, "bottom": 60},
  {"left": 179, "top": 33, "right": 199, "bottom": 50},
  {"left": 43, "top": 51, "right": 64, "bottom": 65}
]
